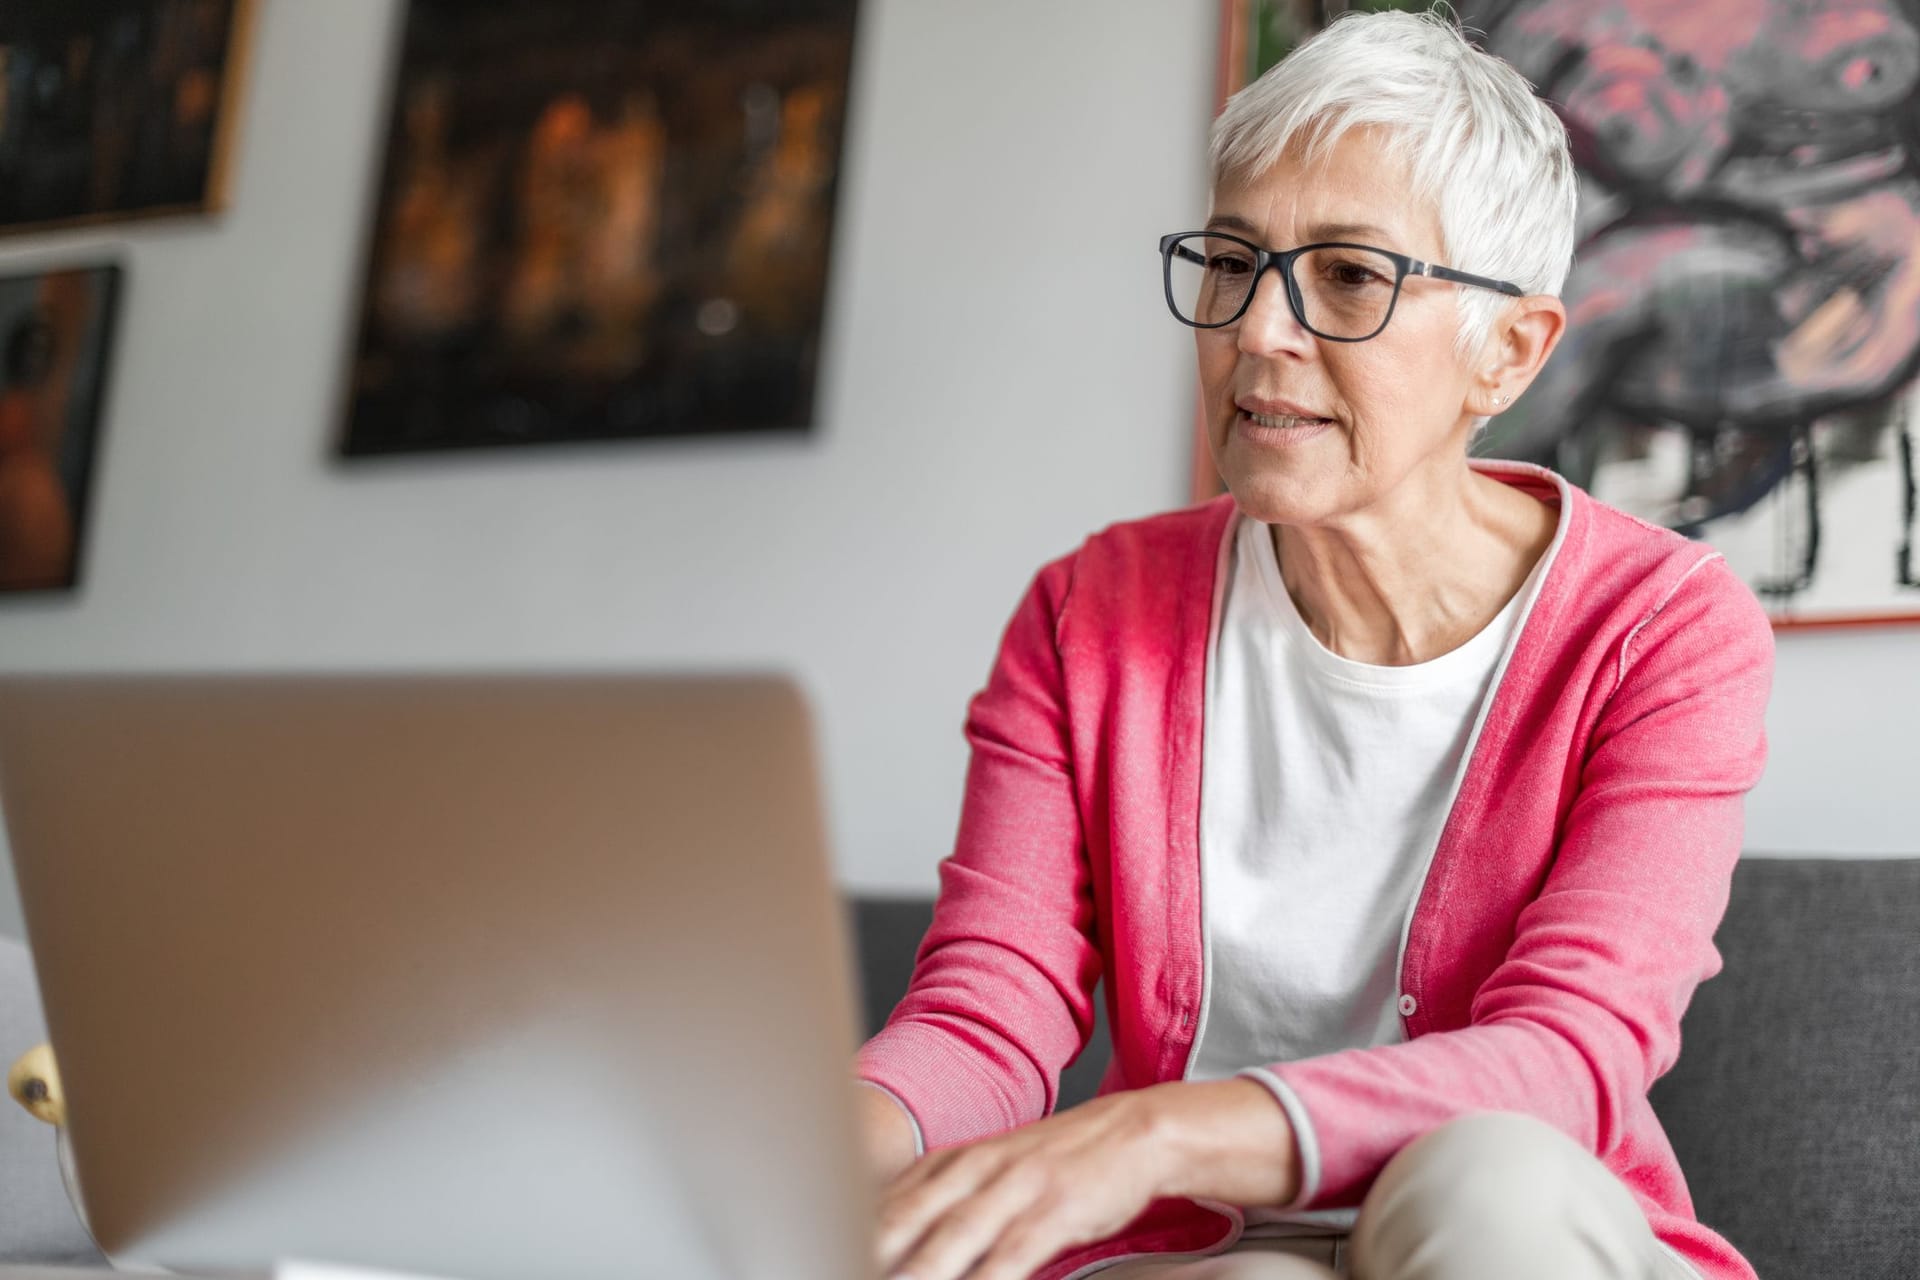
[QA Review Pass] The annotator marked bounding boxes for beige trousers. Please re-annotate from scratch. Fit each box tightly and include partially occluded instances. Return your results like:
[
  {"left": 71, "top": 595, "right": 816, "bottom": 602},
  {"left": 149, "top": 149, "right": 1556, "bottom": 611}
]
[{"left": 1095, "top": 1112, "right": 1701, "bottom": 1280}]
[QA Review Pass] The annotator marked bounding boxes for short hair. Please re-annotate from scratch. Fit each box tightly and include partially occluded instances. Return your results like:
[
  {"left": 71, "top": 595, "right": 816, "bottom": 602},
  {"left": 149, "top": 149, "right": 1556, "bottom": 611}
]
[{"left": 1209, "top": 7, "right": 1577, "bottom": 382}]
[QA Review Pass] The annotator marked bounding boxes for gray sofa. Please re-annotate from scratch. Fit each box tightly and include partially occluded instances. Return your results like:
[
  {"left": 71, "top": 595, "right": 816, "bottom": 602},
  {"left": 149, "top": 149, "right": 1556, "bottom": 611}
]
[
  {"left": 7, "top": 859, "right": 1916, "bottom": 1276},
  {"left": 852, "top": 858, "right": 1920, "bottom": 1280}
]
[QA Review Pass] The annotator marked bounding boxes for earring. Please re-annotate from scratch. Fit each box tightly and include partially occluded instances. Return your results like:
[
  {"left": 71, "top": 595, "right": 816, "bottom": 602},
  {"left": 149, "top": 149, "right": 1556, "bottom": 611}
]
[{"left": 1493, "top": 393, "right": 1507, "bottom": 405}]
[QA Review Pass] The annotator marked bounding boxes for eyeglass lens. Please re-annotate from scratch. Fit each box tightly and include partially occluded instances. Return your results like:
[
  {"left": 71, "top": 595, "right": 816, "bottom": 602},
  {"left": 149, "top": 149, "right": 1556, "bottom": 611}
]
[{"left": 1166, "top": 235, "right": 1401, "bottom": 337}]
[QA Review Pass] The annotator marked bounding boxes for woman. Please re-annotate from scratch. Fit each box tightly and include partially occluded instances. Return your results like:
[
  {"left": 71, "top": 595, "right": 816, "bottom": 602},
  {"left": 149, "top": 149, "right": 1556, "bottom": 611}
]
[{"left": 854, "top": 11, "right": 1771, "bottom": 1280}]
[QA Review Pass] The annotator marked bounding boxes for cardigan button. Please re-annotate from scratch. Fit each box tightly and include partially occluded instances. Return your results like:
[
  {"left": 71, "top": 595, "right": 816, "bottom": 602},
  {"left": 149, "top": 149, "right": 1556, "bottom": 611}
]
[{"left": 1398, "top": 993, "right": 1417, "bottom": 1017}]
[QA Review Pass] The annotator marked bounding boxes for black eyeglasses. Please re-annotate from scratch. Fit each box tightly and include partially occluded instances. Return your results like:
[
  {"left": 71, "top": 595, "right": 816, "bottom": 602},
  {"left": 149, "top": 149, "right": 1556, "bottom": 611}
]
[{"left": 1159, "top": 231, "right": 1524, "bottom": 342}]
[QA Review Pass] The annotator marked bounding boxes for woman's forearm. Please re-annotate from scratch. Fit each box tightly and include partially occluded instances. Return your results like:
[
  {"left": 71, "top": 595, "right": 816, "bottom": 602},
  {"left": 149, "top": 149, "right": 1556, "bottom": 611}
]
[
  {"left": 854, "top": 1081, "right": 922, "bottom": 1184},
  {"left": 1142, "top": 1077, "right": 1302, "bottom": 1209}
]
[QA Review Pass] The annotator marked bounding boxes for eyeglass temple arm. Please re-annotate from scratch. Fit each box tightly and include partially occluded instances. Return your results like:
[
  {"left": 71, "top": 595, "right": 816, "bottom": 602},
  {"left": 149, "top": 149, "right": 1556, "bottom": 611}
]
[{"left": 1410, "top": 260, "right": 1525, "bottom": 297}]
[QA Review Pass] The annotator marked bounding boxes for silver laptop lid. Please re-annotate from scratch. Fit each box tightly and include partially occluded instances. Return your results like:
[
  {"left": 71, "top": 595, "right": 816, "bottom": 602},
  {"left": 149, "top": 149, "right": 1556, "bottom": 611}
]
[{"left": 0, "top": 673, "right": 877, "bottom": 1280}]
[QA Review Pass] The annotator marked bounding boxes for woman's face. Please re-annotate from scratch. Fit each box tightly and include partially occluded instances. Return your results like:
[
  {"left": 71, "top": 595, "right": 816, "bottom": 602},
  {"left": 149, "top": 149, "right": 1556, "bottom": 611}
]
[{"left": 1198, "top": 126, "right": 1490, "bottom": 527}]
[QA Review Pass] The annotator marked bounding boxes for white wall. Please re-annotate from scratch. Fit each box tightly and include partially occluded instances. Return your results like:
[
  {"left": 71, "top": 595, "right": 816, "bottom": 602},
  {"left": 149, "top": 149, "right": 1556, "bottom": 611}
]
[
  {"left": 1747, "top": 631, "right": 1916, "bottom": 856},
  {"left": 0, "top": 1, "right": 1912, "bottom": 940}
]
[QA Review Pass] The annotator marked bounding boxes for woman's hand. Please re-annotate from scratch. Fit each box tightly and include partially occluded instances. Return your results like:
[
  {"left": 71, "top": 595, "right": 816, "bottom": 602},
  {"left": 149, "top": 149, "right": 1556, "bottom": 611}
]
[
  {"left": 873, "top": 1087, "right": 1168, "bottom": 1280},
  {"left": 872, "top": 1078, "right": 1297, "bottom": 1280}
]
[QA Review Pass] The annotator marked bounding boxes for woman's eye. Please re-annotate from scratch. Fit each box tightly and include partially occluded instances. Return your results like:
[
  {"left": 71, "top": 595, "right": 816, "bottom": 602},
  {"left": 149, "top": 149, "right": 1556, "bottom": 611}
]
[
  {"left": 1208, "top": 256, "right": 1255, "bottom": 276},
  {"left": 1328, "top": 262, "right": 1383, "bottom": 286}
]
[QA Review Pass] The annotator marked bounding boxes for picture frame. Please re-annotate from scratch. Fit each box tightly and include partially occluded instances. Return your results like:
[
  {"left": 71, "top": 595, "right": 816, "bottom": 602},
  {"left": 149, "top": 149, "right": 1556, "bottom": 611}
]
[
  {"left": 1202, "top": 0, "right": 1920, "bottom": 629},
  {"left": 0, "top": 0, "right": 256, "bottom": 237},
  {"left": 0, "top": 262, "right": 122, "bottom": 596},
  {"left": 337, "top": 0, "right": 860, "bottom": 457}
]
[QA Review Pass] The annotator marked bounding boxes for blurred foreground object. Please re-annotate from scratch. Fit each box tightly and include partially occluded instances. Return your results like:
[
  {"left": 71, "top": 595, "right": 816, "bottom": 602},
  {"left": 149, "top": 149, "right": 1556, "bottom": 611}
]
[{"left": 7, "top": 1040, "right": 66, "bottom": 1126}]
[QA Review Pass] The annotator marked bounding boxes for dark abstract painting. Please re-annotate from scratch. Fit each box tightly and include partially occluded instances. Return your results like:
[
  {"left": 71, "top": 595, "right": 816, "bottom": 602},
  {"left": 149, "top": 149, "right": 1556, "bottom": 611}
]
[
  {"left": 0, "top": 0, "right": 253, "bottom": 235},
  {"left": 339, "top": 0, "right": 859, "bottom": 457},
  {"left": 1220, "top": 0, "right": 1920, "bottom": 626},
  {"left": 0, "top": 264, "right": 121, "bottom": 594}
]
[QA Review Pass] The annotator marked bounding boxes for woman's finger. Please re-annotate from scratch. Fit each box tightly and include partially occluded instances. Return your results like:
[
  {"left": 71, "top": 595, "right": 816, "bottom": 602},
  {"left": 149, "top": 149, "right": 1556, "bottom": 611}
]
[
  {"left": 883, "top": 1162, "right": 1042, "bottom": 1280},
  {"left": 882, "top": 1142, "right": 960, "bottom": 1200},
  {"left": 874, "top": 1145, "right": 1008, "bottom": 1271},
  {"left": 953, "top": 1193, "right": 1079, "bottom": 1280}
]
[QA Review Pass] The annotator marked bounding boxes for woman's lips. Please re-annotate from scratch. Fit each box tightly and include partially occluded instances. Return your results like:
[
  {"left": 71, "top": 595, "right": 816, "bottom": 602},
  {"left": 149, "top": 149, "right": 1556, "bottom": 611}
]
[{"left": 1236, "top": 408, "right": 1334, "bottom": 445}]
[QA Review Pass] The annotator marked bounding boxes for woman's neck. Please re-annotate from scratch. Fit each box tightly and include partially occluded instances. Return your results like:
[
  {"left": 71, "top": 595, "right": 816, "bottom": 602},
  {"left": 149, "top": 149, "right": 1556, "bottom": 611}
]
[{"left": 1271, "top": 467, "right": 1556, "bottom": 666}]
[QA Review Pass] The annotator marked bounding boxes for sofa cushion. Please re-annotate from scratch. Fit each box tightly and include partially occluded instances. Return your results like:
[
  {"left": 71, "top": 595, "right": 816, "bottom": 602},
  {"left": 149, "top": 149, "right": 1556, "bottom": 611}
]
[
  {"left": 0, "top": 935, "right": 108, "bottom": 1265},
  {"left": 1648, "top": 857, "right": 1920, "bottom": 1280}
]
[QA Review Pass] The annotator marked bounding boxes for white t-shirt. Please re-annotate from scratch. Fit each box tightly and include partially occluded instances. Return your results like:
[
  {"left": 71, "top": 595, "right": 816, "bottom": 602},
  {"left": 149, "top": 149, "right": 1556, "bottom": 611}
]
[{"left": 1189, "top": 513, "right": 1542, "bottom": 1234}]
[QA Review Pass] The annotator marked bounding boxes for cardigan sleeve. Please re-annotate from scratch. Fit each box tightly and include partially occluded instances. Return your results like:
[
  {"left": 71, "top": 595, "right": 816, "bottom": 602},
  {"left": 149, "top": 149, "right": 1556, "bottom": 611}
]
[
  {"left": 1256, "top": 553, "right": 1774, "bottom": 1209},
  {"left": 855, "top": 552, "right": 1105, "bottom": 1151}
]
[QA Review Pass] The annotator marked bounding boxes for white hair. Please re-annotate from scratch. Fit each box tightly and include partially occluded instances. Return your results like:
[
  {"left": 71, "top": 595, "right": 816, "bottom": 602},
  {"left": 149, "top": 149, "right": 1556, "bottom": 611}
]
[{"left": 1209, "top": 7, "right": 1577, "bottom": 390}]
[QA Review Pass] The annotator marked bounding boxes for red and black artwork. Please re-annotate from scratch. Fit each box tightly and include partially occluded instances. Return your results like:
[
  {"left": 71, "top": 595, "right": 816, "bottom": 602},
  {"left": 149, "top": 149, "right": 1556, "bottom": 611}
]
[
  {"left": 1220, "top": 0, "right": 1920, "bottom": 626},
  {"left": 0, "top": 264, "right": 121, "bottom": 595}
]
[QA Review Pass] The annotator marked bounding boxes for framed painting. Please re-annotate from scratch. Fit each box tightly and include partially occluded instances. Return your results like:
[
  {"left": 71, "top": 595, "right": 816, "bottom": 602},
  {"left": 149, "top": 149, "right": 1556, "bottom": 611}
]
[
  {"left": 0, "top": 263, "right": 122, "bottom": 595},
  {"left": 337, "top": 0, "right": 860, "bottom": 458},
  {"left": 0, "top": 0, "right": 255, "bottom": 236},
  {"left": 1204, "top": 0, "right": 1920, "bottom": 628}
]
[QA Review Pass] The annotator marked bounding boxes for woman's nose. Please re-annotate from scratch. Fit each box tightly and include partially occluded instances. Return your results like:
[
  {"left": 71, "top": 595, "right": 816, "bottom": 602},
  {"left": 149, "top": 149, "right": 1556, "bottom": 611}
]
[{"left": 1236, "top": 266, "right": 1315, "bottom": 356}]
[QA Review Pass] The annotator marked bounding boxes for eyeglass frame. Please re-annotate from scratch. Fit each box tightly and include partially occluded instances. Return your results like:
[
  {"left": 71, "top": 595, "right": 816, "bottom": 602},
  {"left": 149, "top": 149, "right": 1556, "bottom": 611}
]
[{"left": 1158, "top": 230, "right": 1525, "bottom": 342}]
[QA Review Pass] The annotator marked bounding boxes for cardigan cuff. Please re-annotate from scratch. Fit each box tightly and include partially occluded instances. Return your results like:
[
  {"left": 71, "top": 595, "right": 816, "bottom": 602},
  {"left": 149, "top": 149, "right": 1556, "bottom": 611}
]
[
  {"left": 1237, "top": 1067, "right": 1323, "bottom": 1211},
  {"left": 855, "top": 1016, "right": 1046, "bottom": 1149}
]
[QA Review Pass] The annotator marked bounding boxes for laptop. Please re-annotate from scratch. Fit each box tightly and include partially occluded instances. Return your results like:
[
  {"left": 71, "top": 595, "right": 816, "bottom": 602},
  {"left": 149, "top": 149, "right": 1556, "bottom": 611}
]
[{"left": 0, "top": 673, "right": 879, "bottom": 1280}]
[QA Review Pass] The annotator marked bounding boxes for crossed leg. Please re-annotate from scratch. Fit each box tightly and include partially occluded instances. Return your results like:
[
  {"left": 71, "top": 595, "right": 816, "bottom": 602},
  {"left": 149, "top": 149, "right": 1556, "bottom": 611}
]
[{"left": 1094, "top": 1112, "right": 1692, "bottom": 1280}]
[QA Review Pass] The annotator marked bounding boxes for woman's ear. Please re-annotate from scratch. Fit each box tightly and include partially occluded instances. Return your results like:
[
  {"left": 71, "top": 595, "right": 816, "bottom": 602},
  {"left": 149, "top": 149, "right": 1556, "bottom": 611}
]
[{"left": 1474, "top": 294, "right": 1567, "bottom": 415}]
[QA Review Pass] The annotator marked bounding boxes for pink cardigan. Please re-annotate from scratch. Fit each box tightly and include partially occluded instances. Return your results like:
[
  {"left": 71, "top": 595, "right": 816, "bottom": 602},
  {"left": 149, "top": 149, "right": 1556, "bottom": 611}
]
[{"left": 857, "top": 461, "right": 1772, "bottom": 1280}]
